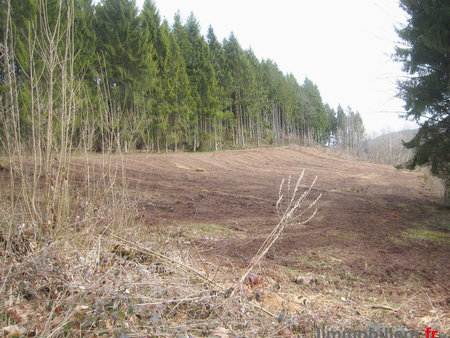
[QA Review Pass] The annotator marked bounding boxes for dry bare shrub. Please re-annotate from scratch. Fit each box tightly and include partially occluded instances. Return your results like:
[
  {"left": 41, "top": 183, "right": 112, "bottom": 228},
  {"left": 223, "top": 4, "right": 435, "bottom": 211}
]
[
  {"left": 1, "top": 164, "right": 324, "bottom": 336},
  {"left": 233, "top": 170, "right": 321, "bottom": 295},
  {"left": 0, "top": 0, "right": 142, "bottom": 335}
]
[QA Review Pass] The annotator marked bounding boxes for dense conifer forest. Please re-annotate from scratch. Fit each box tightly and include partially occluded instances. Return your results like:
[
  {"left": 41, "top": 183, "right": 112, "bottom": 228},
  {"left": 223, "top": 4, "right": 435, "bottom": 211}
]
[{"left": 0, "top": 0, "right": 366, "bottom": 153}]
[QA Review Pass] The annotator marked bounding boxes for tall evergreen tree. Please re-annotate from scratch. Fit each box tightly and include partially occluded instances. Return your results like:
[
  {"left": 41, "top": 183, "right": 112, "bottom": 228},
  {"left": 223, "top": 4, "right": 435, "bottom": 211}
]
[
  {"left": 0, "top": 0, "right": 38, "bottom": 140},
  {"left": 206, "top": 26, "right": 225, "bottom": 89},
  {"left": 152, "top": 19, "right": 171, "bottom": 151},
  {"left": 206, "top": 26, "right": 233, "bottom": 148},
  {"left": 260, "top": 59, "right": 285, "bottom": 142},
  {"left": 324, "top": 103, "right": 337, "bottom": 145},
  {"left": 395, "top": 0, "right": 450, "bottom": 193},
  {"left": 138, "top": 0, "right": 161, "bottom": 149},
  {"left": 222, "top": 33, "right": 251, "bottom": 145},
  {"left": 336, "top": 105, "right": 347, "bottom": 147},
  {"left": 167, "top": 25, "right": 192, "bottom": 151},
  {"left": 245, "top": 49, "right": 270, "bottom": 146},
  {"left": 95, "top": 0, "right": 149, "bottom": 105},
  {"left": 173, "top": 13, "right": 219, "bottom": 150},
  {"left": 140, "top": 0, "right": 160, "bottom": 50},
  {"left": 301, "top": 78, "right": 327, "bottom": 144},
  {"left": 73, "top": 0, "right": 96, "bottom": 82}
]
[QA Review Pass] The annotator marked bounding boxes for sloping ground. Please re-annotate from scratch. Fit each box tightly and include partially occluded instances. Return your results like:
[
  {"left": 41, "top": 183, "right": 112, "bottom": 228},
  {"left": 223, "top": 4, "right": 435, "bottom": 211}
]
[
  {"left": 3, "top": 146, "right": 449, "bottom": 335},
  {"left": 92, "top": 146, "right": 449, "bottom": 332}
]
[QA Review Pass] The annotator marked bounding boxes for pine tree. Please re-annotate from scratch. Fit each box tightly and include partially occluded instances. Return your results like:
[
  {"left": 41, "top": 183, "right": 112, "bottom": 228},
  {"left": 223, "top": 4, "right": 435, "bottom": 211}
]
[
  {"left": 138, "top": 0, "right": 161, "bottom": 149},
  {"left": 0, "top": 0, "right": 38, "bottom": 141},
  {"left": 206, "top": 26, "right": 225, "bottom": 88},
  {"left": 245, "top": 49, "right": 269, "bottom": 146},
  {"left": 174, "top": 13, "right": 219, "bottom": 150},
  {"left": 95, "top": 0, "right": 147, "bottom": 106},
  {"left": 206, "top": 26, "right": 231, "bottom": 149},
  {"left": 336, "top": 105, "right": 347, "bottom": 147},
  {"left": 260, "top": 59, "right": 286, "bottom": 143},
  {"left": 301, "top": 78, "right": 327, "bottom": 144},
  {"left": 140, "top": 0, "right": 160, "bottom": 49},
  {"left": 395, "top": 0, "right": 450, "bottom": 194},
  {"left": 324, "top": 104, "right": 337, "bottom": 146},
  {"left": 167, "top": 26, "right": 192, "bottom": 151},
  {"left": 153, "top": 19, "right": 171, "bottom": 151},
  {"left": 73, "top": 0, "right": 96, "bottom": 81},
  {"left": 223, "top": 33, "right": 249, "bottom": 146}
]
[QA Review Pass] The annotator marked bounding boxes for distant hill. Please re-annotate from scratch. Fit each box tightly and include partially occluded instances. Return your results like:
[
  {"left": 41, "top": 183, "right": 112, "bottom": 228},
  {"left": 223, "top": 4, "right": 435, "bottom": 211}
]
[{"left": 366, "top": 129, "right": 418, "bottom": 165}]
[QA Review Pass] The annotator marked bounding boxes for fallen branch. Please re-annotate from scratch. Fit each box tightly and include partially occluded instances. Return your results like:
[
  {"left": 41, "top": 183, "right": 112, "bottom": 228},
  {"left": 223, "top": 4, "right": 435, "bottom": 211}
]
[{"left": 370, "top": 305, "right": 396, "bottom": 311}]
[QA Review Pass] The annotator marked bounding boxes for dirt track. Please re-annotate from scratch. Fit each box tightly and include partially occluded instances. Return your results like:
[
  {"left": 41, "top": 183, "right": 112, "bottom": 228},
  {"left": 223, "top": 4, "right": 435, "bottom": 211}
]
[{"left": 100, "top": 146, "right": 449, "bottom": 329}]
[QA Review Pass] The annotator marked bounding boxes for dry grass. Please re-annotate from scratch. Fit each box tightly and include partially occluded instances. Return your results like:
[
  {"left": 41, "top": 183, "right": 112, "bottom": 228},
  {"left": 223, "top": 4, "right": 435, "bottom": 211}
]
[{"left": 0, "top": 171, "right": 322, "bottom": 336}]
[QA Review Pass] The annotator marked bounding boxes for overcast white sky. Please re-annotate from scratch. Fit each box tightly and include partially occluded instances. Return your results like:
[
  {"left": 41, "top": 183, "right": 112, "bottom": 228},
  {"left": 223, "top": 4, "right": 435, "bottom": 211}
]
[{"left": 136, "top": 0, "right": 418, "bottom": 135}]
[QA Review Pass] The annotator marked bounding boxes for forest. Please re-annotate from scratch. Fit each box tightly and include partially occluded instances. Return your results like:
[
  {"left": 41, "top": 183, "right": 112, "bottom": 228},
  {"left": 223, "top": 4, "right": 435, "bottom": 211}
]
[{"left": 0, "top": 0, "right": 366, "bottom": 154}]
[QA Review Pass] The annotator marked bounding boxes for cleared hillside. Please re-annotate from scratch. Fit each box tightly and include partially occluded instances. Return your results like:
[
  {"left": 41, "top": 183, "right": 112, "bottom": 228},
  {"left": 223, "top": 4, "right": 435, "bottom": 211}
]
[
  {"left": 2, "top": 147, "right": 449, "bottom": 335},
  {"left": 84, "top": 146, "right": 449, "bottom": 332}
]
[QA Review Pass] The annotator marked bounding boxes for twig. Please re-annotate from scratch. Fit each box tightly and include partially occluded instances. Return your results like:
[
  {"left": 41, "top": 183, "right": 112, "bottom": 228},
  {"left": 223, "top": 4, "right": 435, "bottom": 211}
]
[
  {"left": 110, "top": 235, "right": 279, "bottom": 320},
  {"left": 136, "top": 294, "right": 218, "bottom": 306},
  {"left": 426, "top": 292, "right": 443, "bottom": 328},
  {"left": 370, "top": 305, "right": 396, "bottom": 311},
  {"left": 231, "top": 171, "right": 320, "bottom": 297},
  {"left": 110, "top": 234, "right": 223, "bottom": 290}
]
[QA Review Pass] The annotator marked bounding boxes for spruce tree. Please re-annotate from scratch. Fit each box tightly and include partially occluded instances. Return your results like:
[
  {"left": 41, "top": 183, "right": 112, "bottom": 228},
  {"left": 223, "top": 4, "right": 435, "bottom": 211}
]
[
  {"left": 223, "top": 33, "right": 248, "bottom": 145},
  {"left": 395, "top": 0, "right": 450, "bottom": 193},
  {"left": 301, "top": 78, "right": 327, "bottom": 144},
  {"left": 173, "top": 13, "right": 219, "bottom": 150},
  {"left": 95, "top": 0, "right": 147, "bottom": 106},
  {"left": 167, "top": 26, "right": 192, "bottom": 151},
  {"left": 73, "top": 0, "right": 96, "bottom": 81},
  {"left": 0, "top": 0, "right": 38, "bottom": 141},
  {"left": 138, "top": 0, "right": 161, "bottom": 149},
  {"left": 324, "top": 104, "right": 338, "bottom": 145}
]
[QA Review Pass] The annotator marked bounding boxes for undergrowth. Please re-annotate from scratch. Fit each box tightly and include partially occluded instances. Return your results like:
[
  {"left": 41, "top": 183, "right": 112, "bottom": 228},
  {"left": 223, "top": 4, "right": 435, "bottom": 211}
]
[{"left": 0, "top": 167, "right": 324, "bottom": 336}]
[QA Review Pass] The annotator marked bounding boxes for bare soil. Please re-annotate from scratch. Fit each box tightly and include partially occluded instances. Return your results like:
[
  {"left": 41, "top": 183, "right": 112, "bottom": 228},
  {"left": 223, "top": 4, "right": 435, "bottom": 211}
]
[{"left": 90, "top": 146, "right": 450, "bottom": 331}]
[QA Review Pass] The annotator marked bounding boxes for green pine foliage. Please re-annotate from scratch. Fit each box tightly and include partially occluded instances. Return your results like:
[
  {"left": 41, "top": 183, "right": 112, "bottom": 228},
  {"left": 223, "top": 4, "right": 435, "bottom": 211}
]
[
  {"left": 0, "top": 0, "right": 38, "bottom": 141},
  {"left": 1, "top": 0, "right": 368, "bottom": 154},
  {"left": 395, "top": 0, "right": 450, "bottom": 195},
  {"left": 95, "top": 0, "right": 145, "bottom": 104}
]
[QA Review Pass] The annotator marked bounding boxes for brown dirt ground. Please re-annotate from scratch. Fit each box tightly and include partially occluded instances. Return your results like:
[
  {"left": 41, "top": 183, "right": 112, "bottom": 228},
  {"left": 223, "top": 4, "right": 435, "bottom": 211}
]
[{"left": 86, "top": 146, "right": 450, "bottom": 331}]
